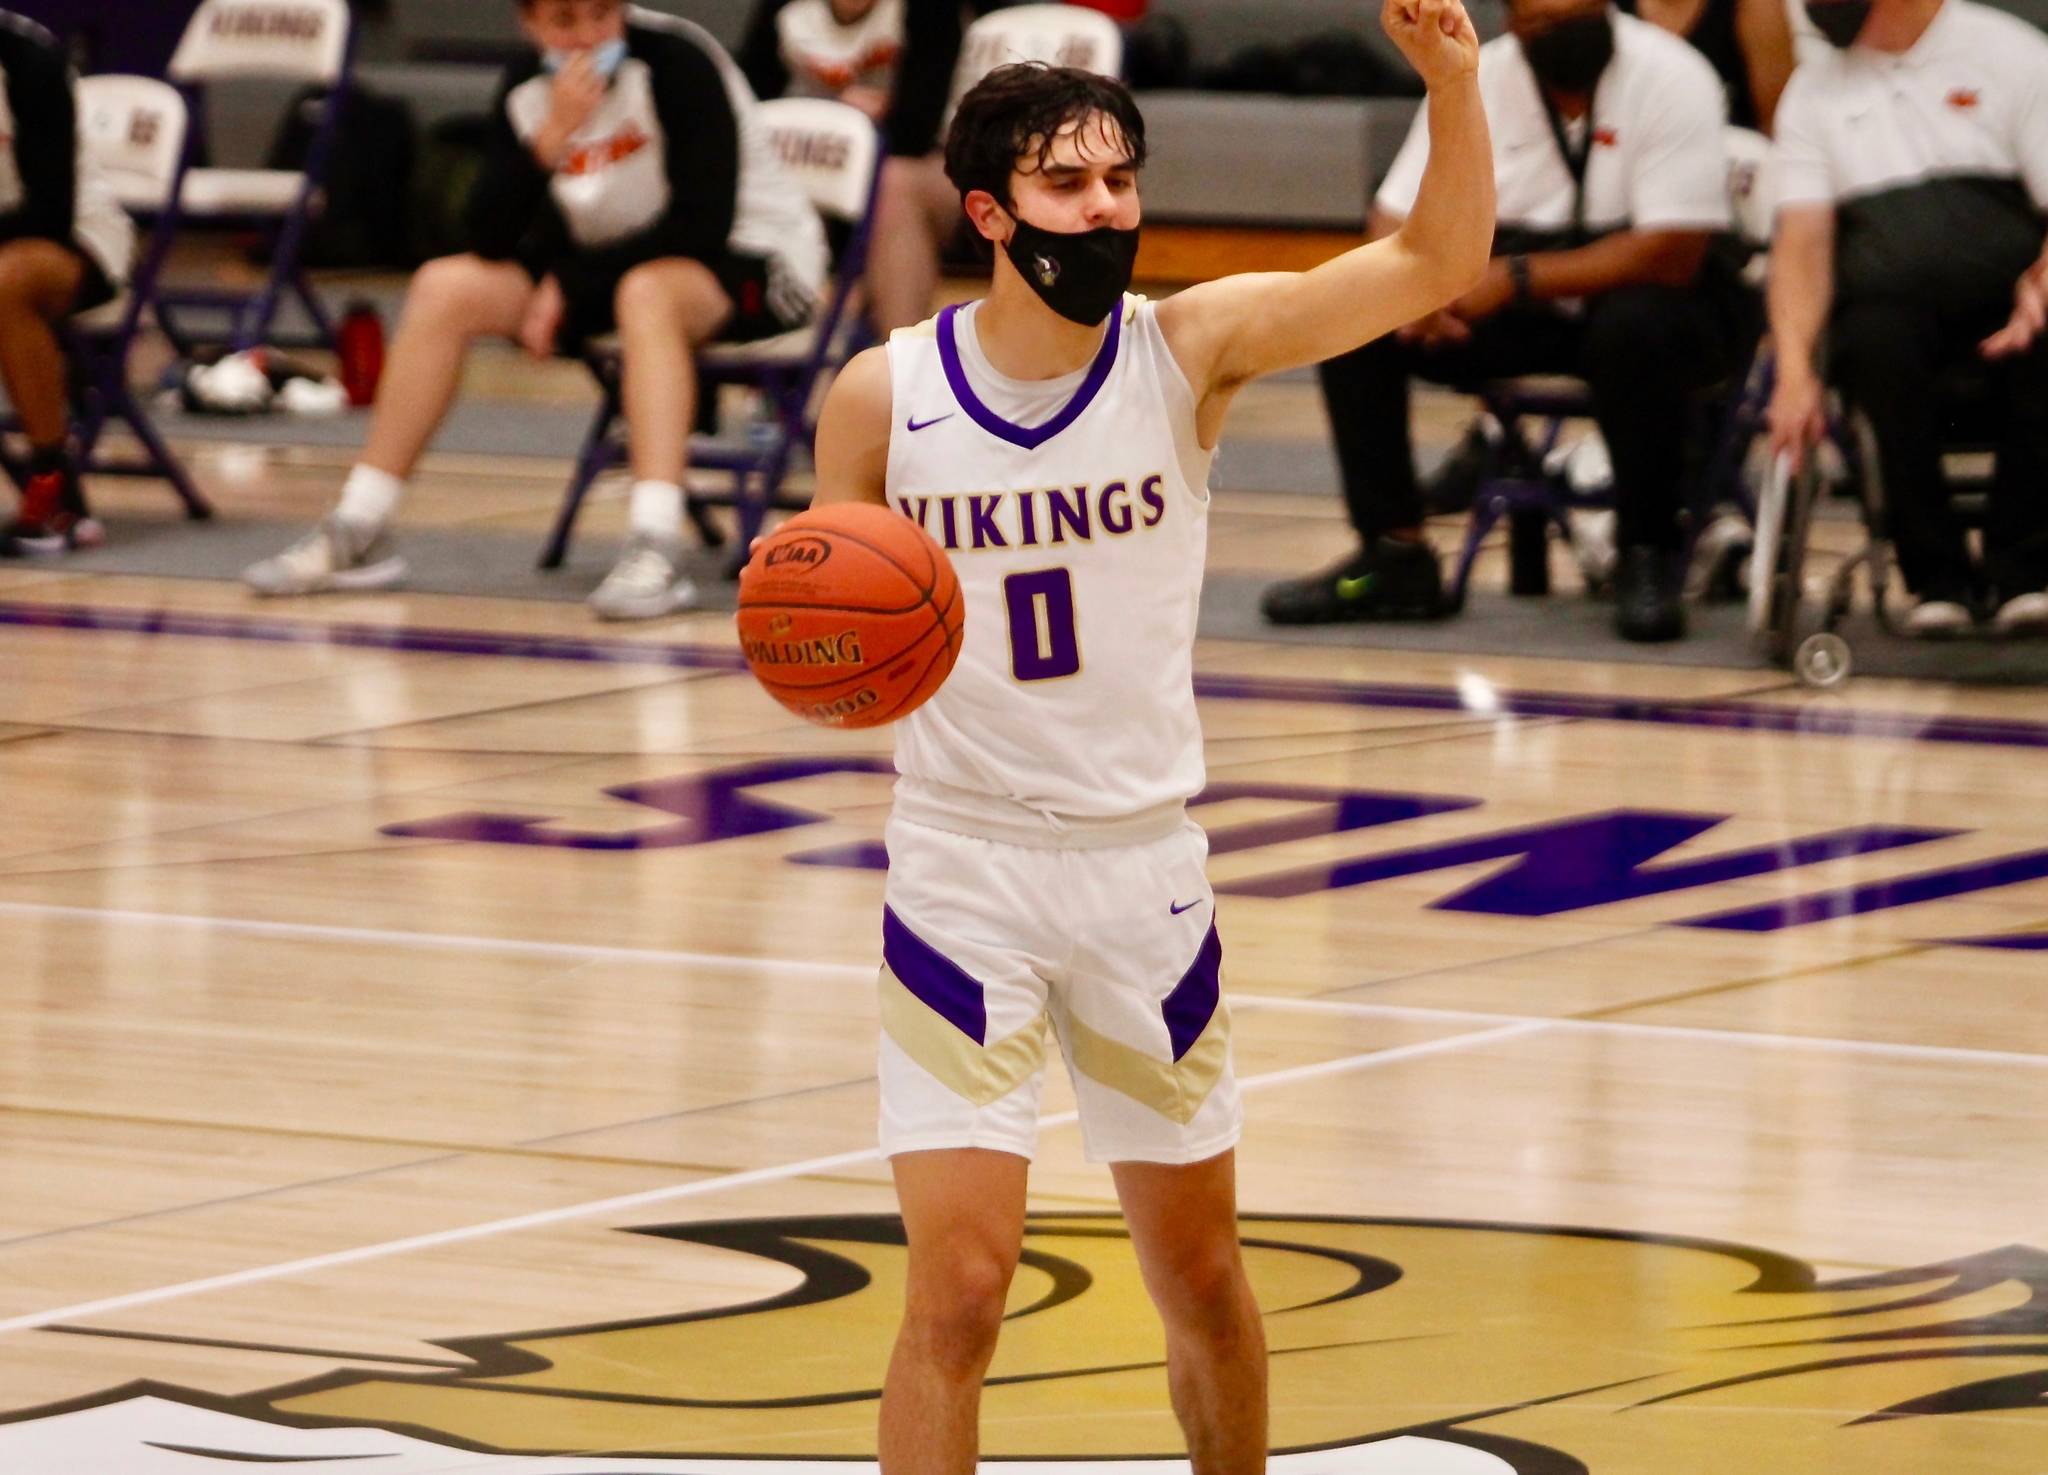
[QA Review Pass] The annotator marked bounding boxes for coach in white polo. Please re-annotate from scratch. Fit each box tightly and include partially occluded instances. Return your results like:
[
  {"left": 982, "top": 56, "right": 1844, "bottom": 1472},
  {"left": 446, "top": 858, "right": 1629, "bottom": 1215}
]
[
  {"left": 1265, "top": 0, "right": 1742, "bottom": 642},
  {"left": 1767, "top": 0, "right": 2048, "bottom": 633}
]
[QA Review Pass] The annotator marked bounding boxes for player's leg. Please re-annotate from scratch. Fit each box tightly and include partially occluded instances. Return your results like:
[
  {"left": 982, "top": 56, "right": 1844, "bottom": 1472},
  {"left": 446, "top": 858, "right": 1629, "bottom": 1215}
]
[
  {"left": 880, "top": 1147, "right": 1030, "bottom": 1475},
  {"left": 1112, "top": 1150, "right": 1267, "bottom": 1475},
  {"left": 0, "top": 238, "right": 95, "bottom": 553},
  {"left": 588, "top": 257, "right": 734, "bottom": 621},
  {"left": 874, "top": 815, "right": 1060, "bottom": 1469},
  {"left": 242, "top": 254, "right": 534, "bottom": 595},
  {"left": 1055, "top": 824, "right": 1260, "bottom": 1468},
  {"left": 867, "top": 154, "right": 960, "bottom": 334}
]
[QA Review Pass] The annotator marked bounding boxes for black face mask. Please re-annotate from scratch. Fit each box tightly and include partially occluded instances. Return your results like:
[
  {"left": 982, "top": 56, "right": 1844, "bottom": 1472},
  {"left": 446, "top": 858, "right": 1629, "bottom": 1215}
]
[
  {"left": 1805, "top": 0, "right": 1872, "bottom": 46},
  {"left": 1004, "top": 217, "right": 1141, "bottom": 327},
  {"left": 1521, "top": 13, "right": 1615, "bottom": 94}
]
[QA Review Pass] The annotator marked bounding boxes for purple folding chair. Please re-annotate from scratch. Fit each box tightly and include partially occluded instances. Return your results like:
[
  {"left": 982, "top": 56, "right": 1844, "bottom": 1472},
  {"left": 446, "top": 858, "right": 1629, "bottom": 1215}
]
[
  {"left": 543, "top": 98, "right": 886, "bottom": 570},
  {"left": 0, "top": 76, "right": 209, "bottom": 518},
  {"left": 156, "top": 0, "right": 354, "bottom": 355}
]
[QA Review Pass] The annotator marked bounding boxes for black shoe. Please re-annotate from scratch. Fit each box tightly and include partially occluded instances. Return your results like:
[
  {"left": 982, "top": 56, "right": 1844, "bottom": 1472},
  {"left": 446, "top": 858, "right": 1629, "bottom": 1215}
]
[
  {"left": 1614, "top": 545, "right": 1686, "bottom": 643},
  {"left": 1262, "top": 538, "right": 1445, "bottom": 625},
  {"left": 1421, "top": 417, "right": 1499, "bottom": 516}
]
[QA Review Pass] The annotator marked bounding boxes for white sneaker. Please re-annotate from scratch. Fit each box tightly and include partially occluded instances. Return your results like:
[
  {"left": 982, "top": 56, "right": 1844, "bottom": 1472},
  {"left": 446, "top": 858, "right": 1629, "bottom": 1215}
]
[
  {"left": 1687, "top": 505, "right": 1753, "bottom": 600},
  {"left": 589, "top": 534, "right": 696, "bottom": 621},
  {"left": 1993, "top": 590, "right": 2048, "bottom": 634},
  {"left": 242, "top": 515, "right": 406, "bottom": 596},
  {"left": 1904, "top": 597, "right": 1974, "bottom": 637}
]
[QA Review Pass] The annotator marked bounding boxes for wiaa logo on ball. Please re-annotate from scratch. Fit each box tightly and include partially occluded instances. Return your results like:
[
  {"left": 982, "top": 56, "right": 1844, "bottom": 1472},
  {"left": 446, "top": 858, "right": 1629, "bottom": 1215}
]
[
  {"left": 8, "top": 1213, "right": 2045, "bottom": 1472},
  {"left": 764, "top": 536, "right": 834, "bottom": 572}
]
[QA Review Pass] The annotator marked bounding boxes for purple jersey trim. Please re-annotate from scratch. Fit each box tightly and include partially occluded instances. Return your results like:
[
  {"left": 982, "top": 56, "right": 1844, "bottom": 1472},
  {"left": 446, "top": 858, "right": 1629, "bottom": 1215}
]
[
  {"left": 1161, "top": 923, "right": 1223, "bottom": 1062},
  {"left": 882, "top": 905, "right": 988, "bottom": 1044},
  {"left": 935, "top": 301, "right": 1122, "bottom": 451}
]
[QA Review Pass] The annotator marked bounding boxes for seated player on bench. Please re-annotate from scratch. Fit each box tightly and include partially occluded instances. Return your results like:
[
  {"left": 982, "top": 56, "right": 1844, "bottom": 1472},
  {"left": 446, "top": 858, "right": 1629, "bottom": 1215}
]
[{"left": 242, "top": 0, "right": 828, "bottom": 620}]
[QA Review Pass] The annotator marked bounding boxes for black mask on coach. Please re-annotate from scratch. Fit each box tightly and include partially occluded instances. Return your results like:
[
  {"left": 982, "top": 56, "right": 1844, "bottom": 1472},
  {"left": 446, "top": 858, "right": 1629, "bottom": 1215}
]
[
  {"left": 1004, "top": 217, "right": 1141, "bottom": 327},
  {"left": 1521, "top": 12, "right": 1616, "bottom": 94},
  {"left": 1804, "top": 0, "right": 1873, "bottom": 46}
]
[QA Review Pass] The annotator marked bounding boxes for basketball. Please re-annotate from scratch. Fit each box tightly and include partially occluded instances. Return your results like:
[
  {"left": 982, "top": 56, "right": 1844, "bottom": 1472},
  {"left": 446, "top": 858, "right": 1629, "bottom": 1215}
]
[{"left": 737, "top": 502, "right": 965, "bottom": 729}]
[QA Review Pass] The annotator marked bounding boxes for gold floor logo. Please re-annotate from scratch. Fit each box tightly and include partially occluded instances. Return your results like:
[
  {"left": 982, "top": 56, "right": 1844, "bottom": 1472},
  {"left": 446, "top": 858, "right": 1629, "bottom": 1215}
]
[{"left": 5, "top": 1214, "right": 2046, "bottom": 1472}]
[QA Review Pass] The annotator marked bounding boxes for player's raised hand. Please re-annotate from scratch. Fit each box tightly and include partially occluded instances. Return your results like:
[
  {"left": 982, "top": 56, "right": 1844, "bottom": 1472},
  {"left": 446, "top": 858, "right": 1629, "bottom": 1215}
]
[{"left": 1383, "top": 0, "right": 1481, "bottom": 88}]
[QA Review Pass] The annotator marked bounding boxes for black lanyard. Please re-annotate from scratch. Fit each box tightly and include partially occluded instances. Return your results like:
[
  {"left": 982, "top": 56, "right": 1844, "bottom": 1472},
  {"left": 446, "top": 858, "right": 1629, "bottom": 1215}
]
[{"left": 1539, "top": 81, "right": 1601, "bottom": 245}]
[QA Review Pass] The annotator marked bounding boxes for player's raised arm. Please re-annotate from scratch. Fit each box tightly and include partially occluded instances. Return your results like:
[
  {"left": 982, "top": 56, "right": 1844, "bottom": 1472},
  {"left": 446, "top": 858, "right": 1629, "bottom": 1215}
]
[
  {"left": 1159, "top": 0, "right": 1492, "bottom": 405},
  {"left": 810, "top": 345, "right": 893, "bottom": 508}
]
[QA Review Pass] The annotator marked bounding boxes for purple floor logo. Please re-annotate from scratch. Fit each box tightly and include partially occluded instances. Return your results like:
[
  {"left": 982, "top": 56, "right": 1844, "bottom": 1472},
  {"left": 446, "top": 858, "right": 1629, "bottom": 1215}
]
[{"left": 383, "top": 758, "right": 2048, "bottom": 939}]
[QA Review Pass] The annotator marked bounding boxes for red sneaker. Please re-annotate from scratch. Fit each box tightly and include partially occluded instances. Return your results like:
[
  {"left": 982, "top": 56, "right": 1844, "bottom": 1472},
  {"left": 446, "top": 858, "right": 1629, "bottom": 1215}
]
[{"left": 4, "top": 471, "right": 104, "bottom": 555}]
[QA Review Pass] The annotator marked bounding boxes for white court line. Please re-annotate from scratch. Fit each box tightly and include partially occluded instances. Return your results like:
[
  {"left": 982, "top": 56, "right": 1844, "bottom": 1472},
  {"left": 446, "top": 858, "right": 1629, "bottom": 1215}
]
[
  {"left": 7, "top": 899, "right": 2032, "bottom": 1067},
  {"left": 0, "top": 1022, "right": 1541, "bottom": 1338},
  {"left": 0, "top": 901, "right": 876, "bottom": 982},
  {"left": 1234, "top": 993, "right": 2048, "bottom": 1070}
]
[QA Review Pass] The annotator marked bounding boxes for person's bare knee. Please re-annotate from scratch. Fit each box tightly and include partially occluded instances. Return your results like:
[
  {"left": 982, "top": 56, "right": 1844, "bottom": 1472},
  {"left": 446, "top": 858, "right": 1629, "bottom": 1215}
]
[
  {"left": 404, "top": 254, "right": 529, "bottom": 335},
  {"left": 902, "top": 1238, "right": 1017, "bottom": 1375},
  {"left": 0, "top": 240, "right": 80, "bottom": 321},
  {"left": 615, "top": 259, "right": 732, "bottom": 346}
]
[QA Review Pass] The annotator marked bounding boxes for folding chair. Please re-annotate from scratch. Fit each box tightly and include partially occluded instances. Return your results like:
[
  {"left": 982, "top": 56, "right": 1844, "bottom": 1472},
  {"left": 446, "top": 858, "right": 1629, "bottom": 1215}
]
[
  {"left": 158, "top": 0, "right": 354, "bottom": 354},
  {"left": 0, "top": 77, "right": 210, "bottom": 519},
  {"left": 543, "top": 98, "right": 886, "bottom": 571},
  {"left": 1443, "top": 127, "right": 1776, "bottom": 612}
]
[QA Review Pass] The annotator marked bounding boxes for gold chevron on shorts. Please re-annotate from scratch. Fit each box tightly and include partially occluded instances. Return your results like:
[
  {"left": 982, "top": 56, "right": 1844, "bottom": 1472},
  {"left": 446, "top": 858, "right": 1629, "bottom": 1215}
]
[
  {"left": 879, "top": 965, "right": 1050, "bottom": 1106},
  {"left": 1062, "top": 1001, "right": 1232, "bottom": 1124}
]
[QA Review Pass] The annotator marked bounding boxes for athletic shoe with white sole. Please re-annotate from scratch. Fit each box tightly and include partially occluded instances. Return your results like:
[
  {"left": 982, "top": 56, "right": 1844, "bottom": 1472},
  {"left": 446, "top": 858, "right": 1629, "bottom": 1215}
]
[
  {"left": 588, "top": 534, "right": 697, "bottom": 621},
  {"left": 1992, "top": 590, "right": 2048, "bottom": 634},
  {"left": 242, "top": 516, "right": 406, "bottom": 596},
  {"left": 1904, "top": 597, "right": 1975, "bottom": 636},
  {"left": 3, "top": 470, "right": 104, "bottom": 554}
]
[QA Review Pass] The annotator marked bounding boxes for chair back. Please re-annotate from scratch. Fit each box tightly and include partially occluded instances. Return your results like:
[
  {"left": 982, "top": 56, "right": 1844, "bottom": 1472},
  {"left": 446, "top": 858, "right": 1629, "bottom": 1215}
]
[
  {"left": 948, "top": 3, "right": 1125, "bottom": 114},
  {"left": 168, "top": 0, "right": 351, "bottom": 85},
  {"left": 79, "top": 75, "right": 190, "bottom": 214},
  {"left": 759, "top": 97, "right": 884, "bottom": 225}
]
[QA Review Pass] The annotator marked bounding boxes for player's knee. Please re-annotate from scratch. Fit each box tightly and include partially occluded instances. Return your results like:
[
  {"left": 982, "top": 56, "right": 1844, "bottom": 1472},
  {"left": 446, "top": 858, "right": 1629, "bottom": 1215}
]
[
  {"left": 1150, "top": 1240, "right": 1251, "bottom": 1334},
  {"left": 616, "top": 260, "right": 730, "bottom": 342},
  {"left": 904, "top": 1248, "right": 1015, "bottom": 1367},
  {"left": 407, "top": 255, "right": 499, "bottom": 324}
]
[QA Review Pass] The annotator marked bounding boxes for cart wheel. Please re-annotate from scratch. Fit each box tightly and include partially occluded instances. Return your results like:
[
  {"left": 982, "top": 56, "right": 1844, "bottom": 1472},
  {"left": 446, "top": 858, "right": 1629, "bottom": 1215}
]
[{"left": 1795, "top": 632, "right": 1852, "bottom": 689}]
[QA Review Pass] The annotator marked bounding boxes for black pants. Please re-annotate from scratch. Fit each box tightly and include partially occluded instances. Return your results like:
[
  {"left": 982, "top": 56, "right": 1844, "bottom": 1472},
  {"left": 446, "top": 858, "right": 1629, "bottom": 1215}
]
[
  {"left": 1319, "top": 284, "right": 1740, "bottom": 552},
  {"left": 1830, "top": 293, "right": 2048, "bottom": 599}
]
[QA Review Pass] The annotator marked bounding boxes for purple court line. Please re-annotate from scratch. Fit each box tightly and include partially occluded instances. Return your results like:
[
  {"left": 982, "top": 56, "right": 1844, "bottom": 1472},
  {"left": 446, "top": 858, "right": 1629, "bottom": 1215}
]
[{"left": 4, "top": 598, "right": 2048, "bottom": 751}]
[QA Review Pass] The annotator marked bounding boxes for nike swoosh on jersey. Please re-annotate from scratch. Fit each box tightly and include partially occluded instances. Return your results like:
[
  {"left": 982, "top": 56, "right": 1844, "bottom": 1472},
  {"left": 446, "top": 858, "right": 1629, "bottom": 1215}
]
[
  {"left": 1169, "top": 899, "right": 1204, "bottom": 916},
  {"left": 906, "top": 413, "right": 956, "bottom": 432}
]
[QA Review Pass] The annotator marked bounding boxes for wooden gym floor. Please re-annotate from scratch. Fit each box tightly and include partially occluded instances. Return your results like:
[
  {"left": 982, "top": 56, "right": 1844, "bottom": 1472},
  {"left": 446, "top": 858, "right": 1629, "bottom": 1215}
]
[{"left": 0, "top": 324, "right": 2043, "bottom": 1473}]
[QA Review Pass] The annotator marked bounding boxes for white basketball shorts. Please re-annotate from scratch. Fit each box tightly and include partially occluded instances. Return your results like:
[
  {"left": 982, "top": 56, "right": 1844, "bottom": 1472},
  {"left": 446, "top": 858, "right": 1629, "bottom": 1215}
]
[{"left": 876, "top": 812, "right": 1243, "bottom": 1165}]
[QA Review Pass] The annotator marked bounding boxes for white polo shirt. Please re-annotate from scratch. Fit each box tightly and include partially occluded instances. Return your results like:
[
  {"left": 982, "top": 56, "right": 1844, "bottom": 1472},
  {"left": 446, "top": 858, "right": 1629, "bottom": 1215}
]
[
  {"left": 1378, "top": 10, "right": 1731, "bottom": 240},
  {"left": 1773, "top": 0, "right": 2048, "bottom": 211}
]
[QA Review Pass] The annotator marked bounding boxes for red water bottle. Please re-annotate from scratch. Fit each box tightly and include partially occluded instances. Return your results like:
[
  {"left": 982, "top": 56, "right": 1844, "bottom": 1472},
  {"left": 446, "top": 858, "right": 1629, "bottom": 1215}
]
[{"left": 337, "top": 300, "right": 385, "bottom": 408}]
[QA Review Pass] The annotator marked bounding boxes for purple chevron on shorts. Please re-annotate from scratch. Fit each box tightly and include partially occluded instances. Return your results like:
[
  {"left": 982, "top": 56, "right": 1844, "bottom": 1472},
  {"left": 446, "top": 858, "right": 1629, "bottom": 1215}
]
[
  {"left": 882, "top": 907, "right": 988, "bottom": 1044},
  {"left": 1162, "top": 924, "right": 1223, "bottom": 1062}
]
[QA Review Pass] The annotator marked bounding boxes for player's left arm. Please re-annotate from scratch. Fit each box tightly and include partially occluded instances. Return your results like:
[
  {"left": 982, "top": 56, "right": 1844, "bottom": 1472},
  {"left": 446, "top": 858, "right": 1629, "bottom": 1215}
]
[
  {"left": 810, "top": 345, "right": 893, "bottom": 508},
  {"left": 1156, "top": 0, "right": 1492, "bottom": 433}
]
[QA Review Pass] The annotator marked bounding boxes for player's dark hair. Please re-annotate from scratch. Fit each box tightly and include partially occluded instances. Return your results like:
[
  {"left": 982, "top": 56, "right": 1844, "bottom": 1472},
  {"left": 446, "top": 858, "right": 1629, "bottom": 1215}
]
[{"left": 944, "top": 62, "right": 1148, "bottom": 208}]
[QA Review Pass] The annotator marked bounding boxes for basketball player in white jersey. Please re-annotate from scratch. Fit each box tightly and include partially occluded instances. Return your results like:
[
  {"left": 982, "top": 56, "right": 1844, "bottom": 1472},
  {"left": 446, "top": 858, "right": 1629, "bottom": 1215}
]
[{"left": 807, "top": 3, "right": 1490, "bottom": 1467}]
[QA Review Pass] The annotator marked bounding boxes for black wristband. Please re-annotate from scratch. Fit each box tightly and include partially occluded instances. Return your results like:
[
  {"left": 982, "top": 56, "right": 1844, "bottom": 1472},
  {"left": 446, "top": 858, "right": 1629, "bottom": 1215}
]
[{"left": 1508, "top": 254, "right": 1533, "bottom": 303}]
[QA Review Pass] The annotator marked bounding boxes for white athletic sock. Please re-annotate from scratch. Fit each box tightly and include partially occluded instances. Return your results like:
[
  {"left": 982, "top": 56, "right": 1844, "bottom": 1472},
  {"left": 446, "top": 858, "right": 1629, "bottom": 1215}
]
[
  {"left": 335, "top": 465, "right": 404, "bottom": 529},
  {"left": 628, "top": 480, "right": 684, "bottom": 543}
]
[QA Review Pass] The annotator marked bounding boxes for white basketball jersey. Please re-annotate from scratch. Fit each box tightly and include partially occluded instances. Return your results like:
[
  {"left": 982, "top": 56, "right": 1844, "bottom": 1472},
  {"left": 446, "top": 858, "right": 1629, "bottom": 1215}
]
[{"left": 885, "top": 295, "right": 1213, "bottom": 837}]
